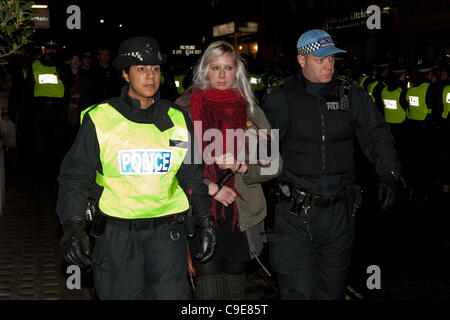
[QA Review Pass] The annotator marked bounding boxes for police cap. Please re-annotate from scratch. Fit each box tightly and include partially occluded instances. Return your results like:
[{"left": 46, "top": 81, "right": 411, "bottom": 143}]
[{"left": 112, "top": 36, "right": 167, "bottom": 71}]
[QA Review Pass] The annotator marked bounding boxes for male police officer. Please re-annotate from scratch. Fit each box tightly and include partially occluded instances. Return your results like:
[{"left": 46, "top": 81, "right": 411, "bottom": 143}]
[
  {"left": 262, "top": 29, "right": 401, "bottom": 299},
  {"left": 57, "top": 36, "right": 215, "bottom": 299}
]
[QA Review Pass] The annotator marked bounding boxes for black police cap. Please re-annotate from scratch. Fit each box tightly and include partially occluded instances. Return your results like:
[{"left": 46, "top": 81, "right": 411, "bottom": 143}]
[{"left": 112, "top": 36, "right": 167, "bottom": 71}]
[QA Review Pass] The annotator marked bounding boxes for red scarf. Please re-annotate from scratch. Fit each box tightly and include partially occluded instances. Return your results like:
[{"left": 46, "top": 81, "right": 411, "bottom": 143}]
[{"left": 190, "top": 88, "right": 247, "bottom": 230}]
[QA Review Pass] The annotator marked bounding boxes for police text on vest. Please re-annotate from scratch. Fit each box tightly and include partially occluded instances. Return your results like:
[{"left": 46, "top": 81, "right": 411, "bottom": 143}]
[{"left": 119, "top": 149, "right": 172, "bottom": 174}]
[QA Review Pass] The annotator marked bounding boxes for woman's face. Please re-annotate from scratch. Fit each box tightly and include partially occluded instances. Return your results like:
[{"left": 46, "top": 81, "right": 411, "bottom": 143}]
[{"left": 207, "top": 52, "right": 236, "bottom": 90}]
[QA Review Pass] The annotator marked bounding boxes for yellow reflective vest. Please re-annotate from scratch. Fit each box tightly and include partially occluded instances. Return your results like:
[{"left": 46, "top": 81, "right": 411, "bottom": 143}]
[
  {"left": 32, "top": 60, "right": 65, "bottom": 98},
  {"left": 406, "top": 83, "right": 431, "bottom": 121},
  {"left": 85, "top": 103, "right": 190, "bottom": 219},
  {"left": 381, "top": 86, "right": 406, "bottom": 124},
  {"left": 442, "top": 85, "right": 450, "bottom": 119}
]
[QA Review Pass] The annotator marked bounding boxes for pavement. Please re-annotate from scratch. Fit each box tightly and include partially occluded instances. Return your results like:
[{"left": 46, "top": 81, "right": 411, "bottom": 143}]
[{"left": 1, "top": 147, "right": 449, "bottom": 301}]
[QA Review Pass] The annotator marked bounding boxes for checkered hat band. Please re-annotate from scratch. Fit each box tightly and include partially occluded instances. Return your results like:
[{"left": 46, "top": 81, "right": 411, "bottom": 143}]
[
  {"left": 119, "top": 52, "right": 144, "bottom": 61},
  {"left": 297, "top": 36, "right": 335, "bottom": 55}
]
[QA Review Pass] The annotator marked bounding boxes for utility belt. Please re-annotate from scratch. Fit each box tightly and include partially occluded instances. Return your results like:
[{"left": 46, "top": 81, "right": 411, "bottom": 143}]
[
  {"left": 85, "top": 199, "right": 187, "bottom": 240},
  {"left": 275, "top": 182, "right": 362, "bottom": 217},
  {"left": 104, "top": 214, "right": 182, "bottom": 231}
]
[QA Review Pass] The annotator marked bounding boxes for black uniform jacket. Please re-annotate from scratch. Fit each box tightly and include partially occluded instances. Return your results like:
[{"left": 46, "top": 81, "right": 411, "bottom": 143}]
[
  {"left": 56, "top": 85, "right": 210, "bottom": 224},
  {"left": 262, "top": 71, "right": 401, "bottom": 198}
]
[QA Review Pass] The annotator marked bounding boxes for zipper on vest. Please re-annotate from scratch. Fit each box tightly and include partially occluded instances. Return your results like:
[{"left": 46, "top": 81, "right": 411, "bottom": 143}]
[{"left": 318, "top": 97, "right": 326, "bottom": 174}]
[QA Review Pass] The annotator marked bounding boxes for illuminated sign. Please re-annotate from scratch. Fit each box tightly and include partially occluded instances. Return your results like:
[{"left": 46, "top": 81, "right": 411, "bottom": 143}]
[
  {"left": 213, "top": 21, "right": 258, "bottom": 37},
  {"left": 172, "top": 45, "right": 202, "bottom": 55},
  {"left": 213, "top": 22, "right": 235, "bottom": 37},
  {"left": 238, "top": 22, "right": 258, "bottom": 33},
  {"left": 32, "top": 8, "right": 50, "bottom": 29}
]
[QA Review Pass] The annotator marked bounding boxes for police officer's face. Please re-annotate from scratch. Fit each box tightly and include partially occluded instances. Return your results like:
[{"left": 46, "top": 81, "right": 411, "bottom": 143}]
[
  {"left": 298, "top": 54, "right": 335, "bottom": 83},
  {"left": 207, "top": 53, "right": 236, "bottom": 90},
  {"left": 122, "top": 65, "right": 161, "bottom": 108}
]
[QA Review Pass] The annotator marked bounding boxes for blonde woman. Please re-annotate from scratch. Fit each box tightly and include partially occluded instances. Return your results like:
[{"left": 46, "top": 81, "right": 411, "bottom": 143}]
[{"left": 176, "top": 40, "right": 282, "bottom": 299}]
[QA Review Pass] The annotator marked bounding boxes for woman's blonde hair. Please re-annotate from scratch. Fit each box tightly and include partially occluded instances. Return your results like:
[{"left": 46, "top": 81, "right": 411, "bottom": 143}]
[{"left": 191, "top": 40, "right": 257, "bottom": 113}]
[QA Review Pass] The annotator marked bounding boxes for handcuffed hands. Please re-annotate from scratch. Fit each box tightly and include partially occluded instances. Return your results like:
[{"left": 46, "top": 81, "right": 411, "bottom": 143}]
[{"left": 215, "top": 153, "right": 247, "bottom": 174}]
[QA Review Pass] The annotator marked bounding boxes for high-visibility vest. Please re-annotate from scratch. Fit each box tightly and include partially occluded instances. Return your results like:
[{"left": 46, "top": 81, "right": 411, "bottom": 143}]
[
  {"left": 266, "top": 74, "right": 280, "bottom": 88},
  {"left": 32, "top": 60, "right": 64, "bottom": 98},
  {"left": 442, "top": 85, "right": 450, "bottom": 119},
  {"left": 381, "top": 86, "right": 406, "bottom": 123},
  {"left": 174, "top": 74, "right": 186, "bottom": 95},
  {"left": 406, "top": 82, "right": 431, "bottom": 121},
  {"left": 86, "top": 103, "right": 190, "bottom": 219},
  {"left": 358, "top": 74, "right": 369, "bottom": 86},
  {"left": 366, "top": 80, "right": 379, "bottom": 102},
  {"left": 250, "top": 73, "right": 266, "bottom": 91}
]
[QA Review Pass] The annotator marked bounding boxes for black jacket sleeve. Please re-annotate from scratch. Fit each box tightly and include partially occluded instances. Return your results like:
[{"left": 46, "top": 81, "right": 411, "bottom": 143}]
[
  {"left": 176, "top": 111, "right": 211, "bottom": 219},
  {"left": 56, "top": 113, "right": 101, "bottom": 224},
  {"left": 261, "top": 86, "right": 290, "bottom": 141},
  {"left": 352, "top": 84, "right": 401, "bottom": 177}
]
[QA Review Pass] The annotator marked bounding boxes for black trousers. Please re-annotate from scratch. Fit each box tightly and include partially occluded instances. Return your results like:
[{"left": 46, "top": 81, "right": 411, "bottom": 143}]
[
  {"left": 91, "top": 222, "right": 190, "bottom": 300},
  {"left": 269, "top": 199, "right": 355, "bottom": 300},
  {"left": 31, "top": 98, "right": 66, "bottom": 184}
]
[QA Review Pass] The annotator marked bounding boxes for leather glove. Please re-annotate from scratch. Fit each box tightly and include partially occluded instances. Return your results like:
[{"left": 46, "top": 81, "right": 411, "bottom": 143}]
[
  {"left": 194, "top": 215, "right": 216, "bottom": 263},
  {"left": 59, "top": 216, "right": 91, "bottom": 268},
  {"left": 377, "top": 171, "right": 399, "bottom": 210}
]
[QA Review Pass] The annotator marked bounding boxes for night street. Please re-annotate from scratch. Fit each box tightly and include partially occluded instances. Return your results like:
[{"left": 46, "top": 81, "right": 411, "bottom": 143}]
[{"left": 0, "top": 0, "right": 449, "bottom": 310}]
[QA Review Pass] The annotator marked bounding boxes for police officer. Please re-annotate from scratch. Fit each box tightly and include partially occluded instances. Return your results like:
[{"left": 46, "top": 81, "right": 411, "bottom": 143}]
[
  {"left": 405, "top": 62, "right": 443, "bottom": 205},
  {"left": 56, "top": 36, "right": 216, "bottom": 300},
  {"left": 380, "top": 65, "right": 409, "bottom": 168},
  {"left": 26, "top": 40, "right": 67, "bottom": 186},
  {"left": 371, "top": 62, "right": 391, "bottom": 113},
  {"left": 262, "top": 29, "right": 401, "bottom": 300}
]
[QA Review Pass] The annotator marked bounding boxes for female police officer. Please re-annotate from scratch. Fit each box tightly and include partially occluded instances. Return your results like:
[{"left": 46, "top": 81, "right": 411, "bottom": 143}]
[{"left": 56, "top": 36, "right": 215, "bottom": 300}]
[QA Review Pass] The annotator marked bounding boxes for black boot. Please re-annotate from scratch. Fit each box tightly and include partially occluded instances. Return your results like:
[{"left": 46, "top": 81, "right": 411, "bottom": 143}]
[
  {"left": 194, "top": 274, "right": 223, "bottom": 300},
  {"left": 222, "top": 273, "right": 246, "bottom": 300}
]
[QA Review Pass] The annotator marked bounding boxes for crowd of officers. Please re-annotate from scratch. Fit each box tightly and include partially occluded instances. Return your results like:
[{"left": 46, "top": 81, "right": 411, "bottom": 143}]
[
  {"left": 5, "top": 41, "right": 122, "bottom": 190},
  {"left": 356, "top": 60, "right": 449, "bottom": 211}
]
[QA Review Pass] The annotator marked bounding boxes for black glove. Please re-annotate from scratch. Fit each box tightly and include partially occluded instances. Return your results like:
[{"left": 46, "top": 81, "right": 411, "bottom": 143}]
[
  {"left": 194, "top": 215, "right": 216, "bottom": 263},
  {"left": 60, "top": 216, "right": 91, "bottom": 268},
  {"left": 377, "top": 171, "right": 399, "bottom": 210}
]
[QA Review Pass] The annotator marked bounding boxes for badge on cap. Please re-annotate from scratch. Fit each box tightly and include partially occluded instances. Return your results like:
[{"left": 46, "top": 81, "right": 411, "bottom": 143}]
[{"left": 145, "top": 44, "right": 154, "bottom": 55}]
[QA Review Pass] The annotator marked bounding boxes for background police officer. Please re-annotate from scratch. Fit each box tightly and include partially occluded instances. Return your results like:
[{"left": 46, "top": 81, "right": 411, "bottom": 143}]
[
  {"left": 25, "top": 40, "right": 67, "bottom": 189},
  {"left": 380, "top": 64, "right": 409, "bottom": 169},
  {"left": 404, "top": 62, "right": 443, "bottom": 206},
  {"left": 56, "top": 36, "right": 215, "bottom": 300},
  {"left": 262, "top": 29, "right": 401, "bottom": 300}
]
